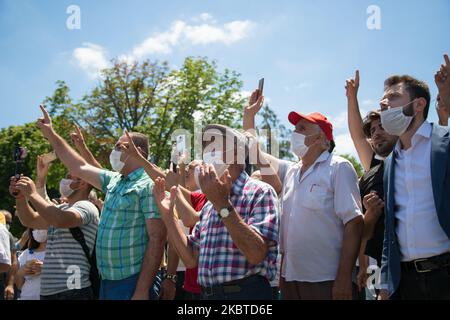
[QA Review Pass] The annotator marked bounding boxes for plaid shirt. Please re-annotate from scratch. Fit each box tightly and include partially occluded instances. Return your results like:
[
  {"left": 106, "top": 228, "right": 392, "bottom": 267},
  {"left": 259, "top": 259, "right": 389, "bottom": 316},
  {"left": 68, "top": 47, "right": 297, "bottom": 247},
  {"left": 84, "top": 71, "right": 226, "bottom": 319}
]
[
  {"left": 188, "top": 170, "right": 279, "bottom": 287},
  {"left": 97, "top": 168, "right": 161, "bottom": 280}
]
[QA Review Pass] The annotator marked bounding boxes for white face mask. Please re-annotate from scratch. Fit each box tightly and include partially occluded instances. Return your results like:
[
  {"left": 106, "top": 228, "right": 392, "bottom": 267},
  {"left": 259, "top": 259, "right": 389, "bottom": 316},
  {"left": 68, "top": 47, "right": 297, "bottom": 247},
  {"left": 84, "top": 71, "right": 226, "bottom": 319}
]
[
  {"left": 109, "top": 150, "right": 126, "bottom": 172},
  {"left": 380, "top": 100, "right": 416, "bottom": 136},
  {"left": 291, "top": 132, "right": 310, "bottom": 158},
  {"left": 202, "top": 151, "right": 230, "bottom": 178},
  {"left": 32, "top": 229, "right": 47, "bottom": 243},
  {"left": 59, "top": 179, "right": 75, "bottom": 198}
]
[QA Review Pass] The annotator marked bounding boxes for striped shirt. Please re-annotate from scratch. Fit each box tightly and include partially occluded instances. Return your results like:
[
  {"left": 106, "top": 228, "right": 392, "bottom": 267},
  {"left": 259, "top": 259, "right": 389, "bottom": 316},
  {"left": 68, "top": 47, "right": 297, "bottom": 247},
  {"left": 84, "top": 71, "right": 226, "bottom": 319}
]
[
  {"left": 40, "top": 201, "right": 99, "bottom": 296},
  {"left": 97, "top": 168, "right": 161, "bottom": 281},
  {"left": 188, "top": 170, "right": 279, "bottom": 287}
]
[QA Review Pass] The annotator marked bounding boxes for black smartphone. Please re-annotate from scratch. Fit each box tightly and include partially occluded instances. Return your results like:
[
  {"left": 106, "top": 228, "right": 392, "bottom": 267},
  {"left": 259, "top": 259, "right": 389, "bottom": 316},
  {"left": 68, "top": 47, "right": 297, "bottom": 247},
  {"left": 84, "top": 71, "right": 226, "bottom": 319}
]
[
  {"left": 258, "top": 78, "right": 264, "bottom": 96},
  {"left": 13, "top": 145, "right": 27, "bottom": 195}
]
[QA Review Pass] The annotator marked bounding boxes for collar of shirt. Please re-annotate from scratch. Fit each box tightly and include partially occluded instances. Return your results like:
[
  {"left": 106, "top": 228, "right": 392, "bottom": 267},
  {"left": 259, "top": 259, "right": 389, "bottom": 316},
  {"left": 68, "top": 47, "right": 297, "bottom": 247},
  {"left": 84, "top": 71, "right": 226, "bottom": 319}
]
[
  {"left": 298, "top": 151, "right": 331, "bottom": 181},
  {"left": 230, "top": 170, "right": 250, "bottom": 197},
  {"left": 120, "top": 167, "right": 146, "bottom": 181},
  {"left": 394, "top": 121, "right": 431, "bottom": 155}
]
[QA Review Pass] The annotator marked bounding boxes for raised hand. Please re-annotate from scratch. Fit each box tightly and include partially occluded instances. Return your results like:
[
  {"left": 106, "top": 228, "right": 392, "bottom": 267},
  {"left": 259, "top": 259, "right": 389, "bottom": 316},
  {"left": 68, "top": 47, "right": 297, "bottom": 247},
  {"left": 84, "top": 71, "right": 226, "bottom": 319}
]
[
  {"left": 244, "top": 89, "right": 264, "bottom": 116},
  {"left": 363, "top": 192, "right": 384, "bottom": 215},
  {"left": 36, "top": 105, "right": 53, "bottom": 137},
  {"left": 435, "top": 54, "right": 450, "bottom": 91},
  {"left": 70, "top": 125, "right": 86, "bottom": 150},
  {"left": 435, "top": 54, "right": 450, "bottom": 113},
  {"left": 14, "top": 176, "right": 38, "bottom": 198},
  {"left": 9, "top": 176, "right": 24, "bottom": 199},
  {"left": 36, "top": 154, "right": 52, "bottom": 180},
  {"left": 153, "top": 177, "right": 176, "bottom": 218},
  {"left": 198, "top": 164, "right": 232, "bottom": 209},
  {"left": 119, "top": 130, "right": 144, "bottom": 161},
  {"left": 345, "top": 70, "right": 360, "bottom": 99}
]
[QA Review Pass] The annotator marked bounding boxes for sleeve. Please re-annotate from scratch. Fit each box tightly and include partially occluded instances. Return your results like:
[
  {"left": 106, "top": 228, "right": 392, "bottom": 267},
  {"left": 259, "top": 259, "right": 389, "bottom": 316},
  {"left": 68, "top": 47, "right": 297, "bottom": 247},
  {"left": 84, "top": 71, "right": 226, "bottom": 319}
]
[
  {"left": 247, "top": 186, "right": 280, "bottom": 245},
  {"left": 0, "top": 227, "right": 11, "bottom": 265},
  {"left": 18, "top": 250, "right": 28, "bottom": 268},
  {"left": 99, "top": 169, "right": 118, "bottom": 193},
  {"left": 71, "top": 201, "right": 99, "bottom": 225},
  {"left": 140, "top": 182, "right": 161, "bottom": 220},
  {"left": 187, "top": 213, "right": 203, "bottom": 249},
  {"left": 277, "top": 160, "right": 295, "bottom": 185},
  {"left": 190, "top": 192, "right": 207, "bottom": 211},
  {"left": 333, "top": 161, "right": 363, "bottom": 224}
]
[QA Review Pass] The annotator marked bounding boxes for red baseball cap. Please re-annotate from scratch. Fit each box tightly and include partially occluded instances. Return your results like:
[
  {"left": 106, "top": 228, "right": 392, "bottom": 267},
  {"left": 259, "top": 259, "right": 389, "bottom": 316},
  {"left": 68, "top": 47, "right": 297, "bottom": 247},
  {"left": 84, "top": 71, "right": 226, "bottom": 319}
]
[{"left": 288, "top": 111, "right": 334, "bottom": 141}]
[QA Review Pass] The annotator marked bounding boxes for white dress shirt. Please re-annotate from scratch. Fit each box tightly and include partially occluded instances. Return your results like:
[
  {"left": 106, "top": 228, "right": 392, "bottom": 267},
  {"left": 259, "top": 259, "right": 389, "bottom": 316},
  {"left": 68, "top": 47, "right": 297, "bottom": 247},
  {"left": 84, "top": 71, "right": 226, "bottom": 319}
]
[
  {"left": 394, "top": 121, "right": 450, "bottom": 262},
  {"left": 278, "top": 151, "right": 362, "bottom": 282}
]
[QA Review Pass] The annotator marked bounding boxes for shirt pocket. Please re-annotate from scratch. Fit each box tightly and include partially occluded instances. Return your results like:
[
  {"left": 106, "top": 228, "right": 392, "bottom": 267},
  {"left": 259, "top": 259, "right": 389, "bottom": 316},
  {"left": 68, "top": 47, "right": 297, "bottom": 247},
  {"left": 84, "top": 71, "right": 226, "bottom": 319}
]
[
  {"left": 107, "top": 185, "right": 137, "bottom": 212},
  {"left": 301, "top": 184, "right": 329, "bottom": 211}
]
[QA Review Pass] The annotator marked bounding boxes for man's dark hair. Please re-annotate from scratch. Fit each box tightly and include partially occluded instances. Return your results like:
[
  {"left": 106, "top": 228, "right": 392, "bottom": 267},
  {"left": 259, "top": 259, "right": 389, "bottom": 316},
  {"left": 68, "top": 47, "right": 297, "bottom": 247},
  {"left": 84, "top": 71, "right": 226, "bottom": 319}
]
[
  {"left": 128, "top": 132, "right": 149, "bottom": 159},
  {"left": 384, "top": 75, "right": 431, "bottom": 119},
  {"left": 22, "top": 228, "right": 40, "bottom": 251},
  {"left": 328, "top": 140, "right": 335, "bottom": 153},
  {"left": 362, "top": 111, "right": 381, "bottom": 138}
]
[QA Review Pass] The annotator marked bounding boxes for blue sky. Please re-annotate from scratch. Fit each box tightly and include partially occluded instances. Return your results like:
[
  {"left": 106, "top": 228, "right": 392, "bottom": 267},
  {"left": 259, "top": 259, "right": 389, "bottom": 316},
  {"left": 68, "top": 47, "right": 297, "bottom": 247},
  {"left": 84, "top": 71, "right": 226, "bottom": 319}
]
[{"left": 1, "top": 0, "right": 449, "bottom": 157}]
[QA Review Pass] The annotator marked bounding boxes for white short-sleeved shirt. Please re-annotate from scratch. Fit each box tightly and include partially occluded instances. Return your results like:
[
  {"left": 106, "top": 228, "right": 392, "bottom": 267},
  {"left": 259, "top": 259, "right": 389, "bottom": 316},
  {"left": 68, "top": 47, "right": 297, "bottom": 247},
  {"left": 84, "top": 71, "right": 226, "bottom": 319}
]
[
  {"left": 278, "top": 151, "right": 362, "bottom": 282},
  {"left": 18, "top": 249, "right": 46, "bottom": 300},
  {"left": 0, "top": 224, "right": 11, "bottom": 266}
]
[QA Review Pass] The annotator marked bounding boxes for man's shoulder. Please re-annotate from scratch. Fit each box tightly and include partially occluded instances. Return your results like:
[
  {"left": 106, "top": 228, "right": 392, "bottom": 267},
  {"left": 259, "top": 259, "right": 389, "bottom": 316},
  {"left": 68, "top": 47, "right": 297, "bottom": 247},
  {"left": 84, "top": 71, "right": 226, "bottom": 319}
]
[
  {"left": 329, "top": 154, "right": 354, "bottom": 170},
  {"left": 245, "top": 176, "right": 277, "bottom": 196},
  {"left": 70, "top": 200, "right": 99, "bottom": 218}
]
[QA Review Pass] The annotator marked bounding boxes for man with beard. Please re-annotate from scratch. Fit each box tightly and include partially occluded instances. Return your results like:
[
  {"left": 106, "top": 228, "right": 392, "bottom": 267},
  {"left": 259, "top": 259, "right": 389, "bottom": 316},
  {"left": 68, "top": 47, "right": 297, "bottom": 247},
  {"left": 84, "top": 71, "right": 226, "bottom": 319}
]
[{"left": 345, "top": 71, "right": 398, "bottom": 296}]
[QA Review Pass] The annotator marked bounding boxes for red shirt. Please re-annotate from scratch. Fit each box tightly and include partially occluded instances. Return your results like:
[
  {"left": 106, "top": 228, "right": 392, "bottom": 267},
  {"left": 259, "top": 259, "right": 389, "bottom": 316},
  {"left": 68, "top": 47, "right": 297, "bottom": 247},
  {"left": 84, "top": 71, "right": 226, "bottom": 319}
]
[{"left": 183, "top": 192, "right": 208, "bottom": 293}]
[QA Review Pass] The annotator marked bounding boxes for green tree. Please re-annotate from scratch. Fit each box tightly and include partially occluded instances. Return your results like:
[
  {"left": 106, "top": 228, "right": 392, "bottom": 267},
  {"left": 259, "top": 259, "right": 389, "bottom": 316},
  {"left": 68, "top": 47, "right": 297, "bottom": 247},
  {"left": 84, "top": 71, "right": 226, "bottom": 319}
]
[
  {"left": 257, "top": 104, "right": 294, "bottom": 161},
  {"left": 45, "top": 57, "right": 245, "bottom": 168},
  {"left": 339, "top": 153, "right": 364, "bottom": 178}
]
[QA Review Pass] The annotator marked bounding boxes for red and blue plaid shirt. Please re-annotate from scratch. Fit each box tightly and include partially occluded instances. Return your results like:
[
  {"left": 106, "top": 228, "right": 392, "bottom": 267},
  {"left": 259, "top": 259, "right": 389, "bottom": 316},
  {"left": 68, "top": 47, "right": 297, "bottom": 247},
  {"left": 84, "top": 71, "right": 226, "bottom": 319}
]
[{"left": 188, "top": 170, "right": 279, "bottom": 287}]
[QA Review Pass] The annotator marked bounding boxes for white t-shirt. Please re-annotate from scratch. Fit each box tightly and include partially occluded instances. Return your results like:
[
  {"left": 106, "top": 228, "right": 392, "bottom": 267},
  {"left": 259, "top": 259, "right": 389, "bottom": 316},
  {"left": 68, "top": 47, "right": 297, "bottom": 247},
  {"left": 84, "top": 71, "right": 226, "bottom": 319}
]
[
  {"left": 18, "top": 248, "right": 46, "bottom": 300},
  {"left": 0, "top": 224, "right": 11, "bottom": 266}
]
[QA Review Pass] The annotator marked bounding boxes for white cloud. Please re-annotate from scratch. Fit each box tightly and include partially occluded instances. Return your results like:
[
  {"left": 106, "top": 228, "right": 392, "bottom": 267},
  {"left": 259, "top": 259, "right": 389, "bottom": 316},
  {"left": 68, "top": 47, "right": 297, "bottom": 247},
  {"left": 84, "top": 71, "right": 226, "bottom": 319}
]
[
  {"left": 125, "top": 15, "right": 255, "bottom": 61},
  {"left": 72, "top": 42, "right": 109, "bottom": 79},
  {"left": 73, "top": 14, "right": 255, "bottom": 78},
  {"left": 362, "top": 99, "right": 377, "bottom": 107},
  {"left": 329, "top": 111, "right": 347, "bottom": 129},
  {"left": 334, "top": 133, "right": 358, "bottom": 158}
]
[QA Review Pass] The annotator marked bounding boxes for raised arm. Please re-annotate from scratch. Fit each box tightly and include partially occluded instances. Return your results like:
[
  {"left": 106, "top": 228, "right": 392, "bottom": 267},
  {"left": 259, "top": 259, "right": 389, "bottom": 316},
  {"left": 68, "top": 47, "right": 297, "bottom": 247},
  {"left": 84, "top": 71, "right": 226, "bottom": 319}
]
[
  {"left": 153, "top": 179, "right": 199, "bottom": 269},
  {"left": 242, "top": 90, "right": 283, "bottom": 191},
  {"left": 35, "top": 154, "right": 53, "bottom": 203},
  {"left": 174, "top": 187, "right": 200, "bottom": 228},
  {"left": 119, "top": 131, "right": 166, "bottom": 182},
  {"left": 15, "top": 177, "right": 85, "bottom": 229},
  {"left": 36, "top": 105, "right": 102, "bottom": 190},
  {"left": 10, "top": 177, "right": 50, "bottom": 229},
  {"left": 346, "top": 70, "right": 373, "bottom": 171},
  {"left": 70, "top": 125, "right": 103, "bottom": 169}
]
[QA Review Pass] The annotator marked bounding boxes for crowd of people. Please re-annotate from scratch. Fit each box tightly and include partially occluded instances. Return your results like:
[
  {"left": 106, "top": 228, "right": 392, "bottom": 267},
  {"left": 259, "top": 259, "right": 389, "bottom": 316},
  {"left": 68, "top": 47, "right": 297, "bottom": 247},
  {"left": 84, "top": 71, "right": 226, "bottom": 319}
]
[{"left": 0, "top": 54, "right": 449, "bottom": 300}]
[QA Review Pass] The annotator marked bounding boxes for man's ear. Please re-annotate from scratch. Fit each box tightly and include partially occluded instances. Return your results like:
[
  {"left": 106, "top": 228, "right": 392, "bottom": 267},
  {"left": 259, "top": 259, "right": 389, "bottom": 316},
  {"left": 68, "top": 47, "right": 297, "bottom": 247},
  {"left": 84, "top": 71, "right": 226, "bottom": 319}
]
[{"left": 414, "top": 97, "right": 427, "bottom": 113}]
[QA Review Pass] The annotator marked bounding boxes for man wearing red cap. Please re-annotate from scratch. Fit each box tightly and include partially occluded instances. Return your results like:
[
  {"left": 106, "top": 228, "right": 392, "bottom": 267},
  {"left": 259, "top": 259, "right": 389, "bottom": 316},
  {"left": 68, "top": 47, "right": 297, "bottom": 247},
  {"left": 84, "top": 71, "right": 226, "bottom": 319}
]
[{"left": 244, "top": 88, "right": 363, "bottom": 300}]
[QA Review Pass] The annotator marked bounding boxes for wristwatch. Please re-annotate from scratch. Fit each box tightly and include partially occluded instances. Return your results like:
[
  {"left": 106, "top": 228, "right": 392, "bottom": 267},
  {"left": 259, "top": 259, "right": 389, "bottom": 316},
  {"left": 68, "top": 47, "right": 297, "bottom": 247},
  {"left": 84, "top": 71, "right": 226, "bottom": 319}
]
[
  {"left": 165, "top": 274, "right": 177, "bottom": 284},
  {"left": 218, "top": 205, "right": 234, "bottom": 219}
]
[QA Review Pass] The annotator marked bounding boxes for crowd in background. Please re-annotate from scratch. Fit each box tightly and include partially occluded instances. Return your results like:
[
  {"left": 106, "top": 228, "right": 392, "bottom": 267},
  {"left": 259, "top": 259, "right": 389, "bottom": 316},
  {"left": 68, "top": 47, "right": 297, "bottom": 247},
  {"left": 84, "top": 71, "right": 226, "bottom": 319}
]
[{"left": 0, "top": 54, "right": 449, "bottom": 300}]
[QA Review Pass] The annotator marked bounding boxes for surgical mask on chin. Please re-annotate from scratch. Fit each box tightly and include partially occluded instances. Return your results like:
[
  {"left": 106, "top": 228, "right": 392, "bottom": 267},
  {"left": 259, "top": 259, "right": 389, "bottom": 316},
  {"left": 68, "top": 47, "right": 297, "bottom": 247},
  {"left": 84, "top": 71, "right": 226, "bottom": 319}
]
[
  {"left": 290, "top": 132, "right": 309, "bottom": 158},
  {"left": 32, "top": 229, "right": 48, "bottom": 243},
  {"left": 110, "top": 150, "right": 126, "bottom": 172},
  {"left": 380, "top": 100, "right": 416, "bottom": 136},
  {"left": 202, "top": 151, "right": 230, "bottom": 178},
  {"left": 59, "top": 179, "right": 75, "bottom": 198}
]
